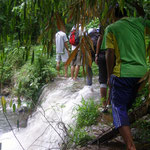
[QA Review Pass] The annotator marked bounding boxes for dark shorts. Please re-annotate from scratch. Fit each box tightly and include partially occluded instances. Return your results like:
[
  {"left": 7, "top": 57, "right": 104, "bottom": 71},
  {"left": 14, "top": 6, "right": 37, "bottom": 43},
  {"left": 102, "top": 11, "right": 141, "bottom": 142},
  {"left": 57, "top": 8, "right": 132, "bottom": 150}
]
[
  {"left": 110, "top": 75, "right": 140, "bottom": 128},
  {"left": 98, "top": 51, "right": 107, "bottom": 84}
]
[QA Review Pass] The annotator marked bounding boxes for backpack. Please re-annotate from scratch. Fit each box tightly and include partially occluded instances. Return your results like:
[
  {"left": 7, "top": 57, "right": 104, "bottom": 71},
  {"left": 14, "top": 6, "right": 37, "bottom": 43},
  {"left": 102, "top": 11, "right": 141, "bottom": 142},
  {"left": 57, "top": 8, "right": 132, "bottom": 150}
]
[
  {"left": 69, "top": 29, "right": 80, "bottom": 46},
  {"left": 88, "top": 28, "right": 100, "bottom": 60}
]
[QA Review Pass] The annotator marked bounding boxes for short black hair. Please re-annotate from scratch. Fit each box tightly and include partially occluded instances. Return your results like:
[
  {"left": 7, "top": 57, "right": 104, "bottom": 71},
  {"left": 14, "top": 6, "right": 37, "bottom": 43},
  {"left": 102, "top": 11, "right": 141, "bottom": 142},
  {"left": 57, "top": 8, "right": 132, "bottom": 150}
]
[{"left": 115, "top": 7, "right": 127, "bottom": 18}]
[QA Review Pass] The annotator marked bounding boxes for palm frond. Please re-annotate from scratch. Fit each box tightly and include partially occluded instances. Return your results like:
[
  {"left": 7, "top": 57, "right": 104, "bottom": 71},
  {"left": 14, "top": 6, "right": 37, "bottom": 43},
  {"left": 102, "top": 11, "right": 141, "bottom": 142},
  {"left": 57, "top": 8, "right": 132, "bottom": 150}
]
[
  {"left": 65, "top": 44, "right": 80, "bottom": 66},
  {"left": 55, "top": 12, "right": 66, "bottom": 31}
]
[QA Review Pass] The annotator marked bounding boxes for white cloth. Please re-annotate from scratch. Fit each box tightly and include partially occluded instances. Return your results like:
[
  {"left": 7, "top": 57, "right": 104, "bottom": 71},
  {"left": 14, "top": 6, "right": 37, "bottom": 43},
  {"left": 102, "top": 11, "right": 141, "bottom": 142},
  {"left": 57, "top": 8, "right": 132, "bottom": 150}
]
[
  {"left": 88, "top": 28, "right": 94, "bottom": 34},
  {"left": 70, "top": 25, "right": 86, "bottom": 51},
  {"left": 55, "top": 31, "right": 68, "bottom": 54},
  {"left": 56, "top": 52, "right": 69, "bottom": 63}
]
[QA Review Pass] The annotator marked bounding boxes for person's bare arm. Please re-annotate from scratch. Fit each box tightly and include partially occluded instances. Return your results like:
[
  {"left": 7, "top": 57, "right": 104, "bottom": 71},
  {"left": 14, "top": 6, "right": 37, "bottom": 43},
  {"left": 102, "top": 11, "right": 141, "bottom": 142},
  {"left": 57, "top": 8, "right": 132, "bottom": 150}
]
[
  {"left": 95, "top": 34, "right": 103, "bottom": 64},
  {"left": 106, "top": 48, "right": 115, "bottom": 85}
]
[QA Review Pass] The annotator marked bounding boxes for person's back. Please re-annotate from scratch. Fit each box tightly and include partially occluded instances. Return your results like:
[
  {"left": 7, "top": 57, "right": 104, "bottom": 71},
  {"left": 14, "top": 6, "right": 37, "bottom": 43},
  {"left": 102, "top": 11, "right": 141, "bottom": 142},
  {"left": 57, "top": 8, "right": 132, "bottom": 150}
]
[
  {"left": 55, "top": 30, "right": 70, "bottom": 77},
  {"left": 101, "top": 6, "right": 150, "bottom": 150},
  {"left": 55, "top": 31, "right": 67, "bottom": 54},
  {"left": 105, "top": 17, "right": 149, "bottom": 77},
  {"left": 88, "top": 28, "right": 100, "bottom": 61},
  {"left": 85, "top": 28, "right": 100, "bottom": 86}
]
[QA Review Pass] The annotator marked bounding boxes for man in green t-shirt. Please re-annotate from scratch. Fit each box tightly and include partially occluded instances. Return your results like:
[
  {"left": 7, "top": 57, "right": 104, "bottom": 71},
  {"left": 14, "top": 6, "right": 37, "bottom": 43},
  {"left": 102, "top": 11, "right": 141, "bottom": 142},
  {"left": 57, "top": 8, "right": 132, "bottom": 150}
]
[{"left": 101, "top": 6, "right": 150, "bottom": 150}]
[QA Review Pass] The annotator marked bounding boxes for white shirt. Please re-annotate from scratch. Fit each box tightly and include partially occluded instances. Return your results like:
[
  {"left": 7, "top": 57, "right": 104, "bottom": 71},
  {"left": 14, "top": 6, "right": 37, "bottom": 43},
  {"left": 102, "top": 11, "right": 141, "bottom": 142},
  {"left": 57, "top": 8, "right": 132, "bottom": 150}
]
[{"left": 55, "top": 31, "right": 68, "bottom": 54}]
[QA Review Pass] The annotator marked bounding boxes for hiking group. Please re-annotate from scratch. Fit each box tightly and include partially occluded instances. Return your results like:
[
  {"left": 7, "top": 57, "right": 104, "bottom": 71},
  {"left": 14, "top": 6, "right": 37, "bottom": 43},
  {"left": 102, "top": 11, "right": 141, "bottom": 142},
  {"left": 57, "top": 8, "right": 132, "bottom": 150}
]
[{"left": 55, "top": 5, "right": 150, "bottom": 150}]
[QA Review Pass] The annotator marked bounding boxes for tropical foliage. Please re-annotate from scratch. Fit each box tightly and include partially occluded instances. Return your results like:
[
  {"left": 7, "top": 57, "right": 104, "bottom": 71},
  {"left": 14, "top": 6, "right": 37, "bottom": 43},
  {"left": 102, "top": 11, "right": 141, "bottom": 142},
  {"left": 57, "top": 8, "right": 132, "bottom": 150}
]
[
  {"left": 1, "top": 0, "right": 149, "bottom": 79},
  {"left": 0, "top": 0, "right": 150, "bottom": 149},
  {"left": 67, "top": 97, "right": 99, "bottom": 147},
  {"left": 1, "top": 0, "right": 150, "bottom": 54}
]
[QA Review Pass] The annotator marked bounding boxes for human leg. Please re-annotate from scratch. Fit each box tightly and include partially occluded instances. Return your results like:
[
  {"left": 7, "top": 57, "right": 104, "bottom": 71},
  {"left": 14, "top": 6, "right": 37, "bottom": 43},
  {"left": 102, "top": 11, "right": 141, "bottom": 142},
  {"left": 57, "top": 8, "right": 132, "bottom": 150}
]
[
  {"left": 71, "top": 65, "right": 75, "bottom": 79},
  {"left": 64, "top": 63, "right": 68, "bottom": 77},
  {"left": 119, "top": 126, "right": 136, "bottom": 150},
  {"left": 74, "top": 65, "right": 80, "bottom": 80},
  {"left": 56, "top": 61, "right": 60, "bottom": 76},
  {"left": 86, "top": 65, "right": 93, "bottom": 85},
  {"left": 100, "top": 84, "right": 107, "bottom": 107},
  {"left": 110, "top": 75, "right": 140, "bottom": 149},
  {"left": 61, "top": 50, "right": 69, "bottom": 77},
  {"left": 107, "top": 88, "right": 111, "bottom": 106},
  {"left": 73, "top": 50, "right": 82, "bottom": 80},
  {"left": 56, "top": 54, "right": 61, "bottom": 76}
]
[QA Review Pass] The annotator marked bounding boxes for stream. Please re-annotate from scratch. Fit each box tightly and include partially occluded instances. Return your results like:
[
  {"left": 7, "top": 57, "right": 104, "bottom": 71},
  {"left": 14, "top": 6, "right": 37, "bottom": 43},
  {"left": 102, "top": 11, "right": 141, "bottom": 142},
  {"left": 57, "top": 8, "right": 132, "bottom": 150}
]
[{"left": 0, "top": 77, "right": 148, "bottom": 150}]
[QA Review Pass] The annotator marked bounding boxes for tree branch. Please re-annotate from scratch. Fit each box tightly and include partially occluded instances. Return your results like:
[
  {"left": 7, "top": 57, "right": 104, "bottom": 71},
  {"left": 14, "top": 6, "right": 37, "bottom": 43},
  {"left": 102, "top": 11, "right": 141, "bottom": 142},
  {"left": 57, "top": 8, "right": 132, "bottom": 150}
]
[{"left": 125, "top": 0, "right": 145, "bottom": 17}]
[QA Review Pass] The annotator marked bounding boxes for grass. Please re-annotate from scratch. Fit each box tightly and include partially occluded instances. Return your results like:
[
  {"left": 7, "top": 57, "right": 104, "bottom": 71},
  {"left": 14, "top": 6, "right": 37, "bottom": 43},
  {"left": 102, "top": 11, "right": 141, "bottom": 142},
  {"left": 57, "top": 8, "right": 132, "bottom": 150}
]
[
  {"left": 67, "top": 98, "right": 100, "bottom": 148},
  {"left": 75, "top": 98, "right": 100, "bottom": 127}
]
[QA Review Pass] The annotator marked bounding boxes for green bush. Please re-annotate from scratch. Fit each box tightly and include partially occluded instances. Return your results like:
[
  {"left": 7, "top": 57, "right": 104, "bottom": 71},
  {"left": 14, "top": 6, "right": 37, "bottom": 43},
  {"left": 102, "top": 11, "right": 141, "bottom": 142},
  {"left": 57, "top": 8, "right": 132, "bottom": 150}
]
[
  {"left": 14, "top": 55, "right": 57, "bottom": 104},
  {"left": 66, "top": 98, "right": 99, "bottom": 148},
  {"left": 75, "top": 98, "right": 100, "bottom": 127},
  {"left": 86, "top": 18, "right": 99, "bottom": 30},
  {"left": 68, "top": 126, "right": 93, "bottom": 146},
  {"left": 0, "top": 42, "right": 26, "bottom": 84}
]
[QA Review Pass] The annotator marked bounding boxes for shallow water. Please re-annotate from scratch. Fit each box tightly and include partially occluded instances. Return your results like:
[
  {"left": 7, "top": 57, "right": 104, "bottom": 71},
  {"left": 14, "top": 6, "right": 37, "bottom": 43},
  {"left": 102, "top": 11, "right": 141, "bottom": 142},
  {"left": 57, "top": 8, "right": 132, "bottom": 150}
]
[
  {"left": 0, "top": 77, "right": 100, "bottom": 150},
  {"left": 0, "top": 109, "right": 28, "bottom": 135},
  {"left": 0, "top": 77, "right": 149, "bottom": 150}
]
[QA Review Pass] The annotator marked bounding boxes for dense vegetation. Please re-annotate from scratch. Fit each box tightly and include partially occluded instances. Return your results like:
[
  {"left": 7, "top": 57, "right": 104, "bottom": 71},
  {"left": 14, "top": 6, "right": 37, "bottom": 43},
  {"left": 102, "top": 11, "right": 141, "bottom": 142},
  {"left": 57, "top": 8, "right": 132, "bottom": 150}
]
[
  {"left": 0, "top": 0, "right": 149, "bottom": 112},
  {"left": 0, "top": 0, "right": 150, "bottom": 149},
  {"left": 0, "top": 0, "right": 149, "bottom": 101}
]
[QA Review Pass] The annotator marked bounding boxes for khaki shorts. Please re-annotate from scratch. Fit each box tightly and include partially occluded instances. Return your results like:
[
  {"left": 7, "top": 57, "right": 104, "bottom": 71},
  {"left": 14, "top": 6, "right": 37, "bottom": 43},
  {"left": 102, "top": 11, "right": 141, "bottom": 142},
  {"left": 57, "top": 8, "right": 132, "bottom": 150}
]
[
  {"left": 71, "top": 50, "right": 82, "bottom": 66},
  {"left": 56, "top": 50, "right": 69, "bottom": 63}
]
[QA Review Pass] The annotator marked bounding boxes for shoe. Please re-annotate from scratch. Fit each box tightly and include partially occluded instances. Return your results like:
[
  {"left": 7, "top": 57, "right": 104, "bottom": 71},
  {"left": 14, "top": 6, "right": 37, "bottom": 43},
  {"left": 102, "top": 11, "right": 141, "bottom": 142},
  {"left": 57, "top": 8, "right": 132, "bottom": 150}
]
[
  {"left": 106, "top": 105, "right": 111, "bottom": 109},
  {"left": 68, "top": 77, "right": 74, "bottom": 81},
  {"left": 101, "top": 108, "right": 108, "bottom": 113},
  {"left": 99, "top": 107, "right": 108, "bottom": 113}
]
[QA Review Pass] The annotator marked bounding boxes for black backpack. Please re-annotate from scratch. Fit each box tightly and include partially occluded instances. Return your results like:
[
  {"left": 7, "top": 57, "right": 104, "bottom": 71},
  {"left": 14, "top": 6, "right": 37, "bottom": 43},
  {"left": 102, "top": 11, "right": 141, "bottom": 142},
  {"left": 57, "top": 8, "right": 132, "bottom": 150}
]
[{"left": 88, "top": 28, "right": 100, "bottom": 60}]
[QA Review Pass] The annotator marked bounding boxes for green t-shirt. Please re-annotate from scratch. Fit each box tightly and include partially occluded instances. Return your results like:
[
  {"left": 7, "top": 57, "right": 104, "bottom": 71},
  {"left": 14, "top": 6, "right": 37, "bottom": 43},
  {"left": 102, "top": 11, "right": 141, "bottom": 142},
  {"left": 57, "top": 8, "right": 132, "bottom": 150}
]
[{"left": 101, "top": 17, "right": 150, "bottom": 77}]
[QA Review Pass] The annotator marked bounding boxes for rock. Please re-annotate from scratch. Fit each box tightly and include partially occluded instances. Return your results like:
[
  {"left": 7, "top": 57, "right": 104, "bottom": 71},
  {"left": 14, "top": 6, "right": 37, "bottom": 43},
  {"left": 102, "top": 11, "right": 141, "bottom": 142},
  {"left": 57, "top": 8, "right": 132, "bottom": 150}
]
[
  {"left": 18, "top": 106, "right": 28, "bottom": 113},
  {"left": 1, "top": 87, "right": 10, "bottom": 96}
]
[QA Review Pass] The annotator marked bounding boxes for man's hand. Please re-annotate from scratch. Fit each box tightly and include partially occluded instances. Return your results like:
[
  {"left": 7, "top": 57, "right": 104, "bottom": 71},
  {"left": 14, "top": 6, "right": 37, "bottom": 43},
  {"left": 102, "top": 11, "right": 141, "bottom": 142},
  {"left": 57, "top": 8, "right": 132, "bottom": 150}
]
[{"left": 64, "top": 42, "right": 70, "bottom": 56}]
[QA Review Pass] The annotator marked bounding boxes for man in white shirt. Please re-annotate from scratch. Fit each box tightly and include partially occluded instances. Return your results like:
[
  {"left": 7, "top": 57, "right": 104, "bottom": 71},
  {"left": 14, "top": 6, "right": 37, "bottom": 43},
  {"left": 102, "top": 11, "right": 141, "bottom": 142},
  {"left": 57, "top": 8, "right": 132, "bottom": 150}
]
[{"left": 55, "top": 30, "right": 70, "bottom": 77}]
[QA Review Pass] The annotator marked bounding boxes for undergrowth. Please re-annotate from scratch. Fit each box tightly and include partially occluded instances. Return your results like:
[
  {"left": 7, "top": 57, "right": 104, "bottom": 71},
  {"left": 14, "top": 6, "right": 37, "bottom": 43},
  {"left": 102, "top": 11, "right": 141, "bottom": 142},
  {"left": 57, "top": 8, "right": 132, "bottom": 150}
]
[
  {"left": 132, "top": 115, "right": 150, "bottom": 143},
  {"left": 13, "top": 50, "right": 57, "bottom": 105},
  {"left": 75, "top": 98, "right": 99, "bottom": 127},
  {"left": 67, "top": 98, "right": 100, "bottom": 147}
]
